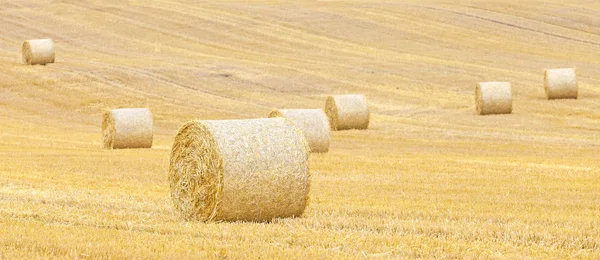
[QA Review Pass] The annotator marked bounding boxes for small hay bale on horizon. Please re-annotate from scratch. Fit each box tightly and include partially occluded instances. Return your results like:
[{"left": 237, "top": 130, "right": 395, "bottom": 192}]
[
  {"left": 545, "top": 68, "right": 578, "bottom": 100},
  {"left": 268, "top": 108, "right": 330, "bottom": 153},
  {"left": 324, "top": 94, "right": 370, "bottom": 130},
  {"left": 169, "top": 118, "right": 310, "bottom": 222},
  {"left": 22, "top": 39, "right": 55, "bottom": 65},
  {"left": 475, "top": 82, "right": 512, "bottom": 115},
  {"left": 102, "top": 108, "right": 153, "bottom": 149}
]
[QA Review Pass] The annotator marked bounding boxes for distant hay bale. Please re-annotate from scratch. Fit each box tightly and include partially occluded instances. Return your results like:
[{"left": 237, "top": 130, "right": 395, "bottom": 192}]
[
  {"left": 22, "top": 39, "right": 55, "bottom": 65},
  {"left": 475, "top": 82, "right": 512, "bottom": 115},
  {"left": 169, "top": 118, "right": 310, "bottom": 222},
  {"left": 268, "top": 109, "right": 330, "bottom": 153},
  {"left": 324, "top": 94, "right": 370, "bottom": 130},
  {"left": 544, "top": 68, "right": 578, "bottom": 100},
  {"left": 102, "top": 108, "right": 153, "bottom": 149}
]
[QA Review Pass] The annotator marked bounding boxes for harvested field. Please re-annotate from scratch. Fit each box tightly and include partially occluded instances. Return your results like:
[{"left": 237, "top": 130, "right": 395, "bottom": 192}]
[{"left": 0, "top": 0, "right": 599, "bottom": 258}]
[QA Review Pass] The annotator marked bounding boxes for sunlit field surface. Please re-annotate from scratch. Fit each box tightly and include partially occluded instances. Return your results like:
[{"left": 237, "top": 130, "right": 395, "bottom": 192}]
[{"left": 0, "top": 0, "right": 599, "bottom": 258}]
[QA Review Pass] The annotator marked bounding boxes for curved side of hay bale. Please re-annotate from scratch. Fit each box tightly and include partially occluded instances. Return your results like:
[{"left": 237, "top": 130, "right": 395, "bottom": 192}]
[
  {"left": 544, "top": 68, "right": 578, "bottom": 100},
  {"left": 101, "top": 108, "right": 153, "bottom": 149},
  {"left": 22, "top": 39, "right": 55, "bottom": 65},
  {"left": 169, "top": 118, "right": 311, "bottom": 222},
  {"left": 475, "top": 82, "right": 512, "bottom": 115},
  {"left": 268, "top": 109, "right": 330, "bottom": 153},
  {"left": 324, "top": 94, "right": 370, "bottom": 130}
]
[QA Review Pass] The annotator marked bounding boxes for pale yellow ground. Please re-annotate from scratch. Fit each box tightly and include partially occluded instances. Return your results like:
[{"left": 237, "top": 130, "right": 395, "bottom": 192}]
[{"left": 0, "top": 0, "right": 599, "bottom": 258}]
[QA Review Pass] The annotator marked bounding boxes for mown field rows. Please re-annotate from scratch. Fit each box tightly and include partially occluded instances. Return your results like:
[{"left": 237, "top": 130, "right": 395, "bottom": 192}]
[{"left": 0, "top": 0, "right": 599, "bottom": 258}]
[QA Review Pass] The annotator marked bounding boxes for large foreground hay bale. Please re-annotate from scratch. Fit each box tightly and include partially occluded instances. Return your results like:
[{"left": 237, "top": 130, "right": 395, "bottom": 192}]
[
  {"left": 324, "top": 94, "right": 369, "bottom": 130},
  {"left": 475, "top": 82, "right": 512, "bottom": 115},
  {"left": 169, "top": 118, "right": 310, "bottom": 222},
  {"left": 102, "top": 108, "right": 153, "bottom": 149},
  {"left": 268, "top": 109, "right": 330, "bottom": 153},
  {"left": 544, "top": 68, "right": 578, "bottom": 100},
  {"left": 22, "top": 39, "right": 55, "bottom": 65}
]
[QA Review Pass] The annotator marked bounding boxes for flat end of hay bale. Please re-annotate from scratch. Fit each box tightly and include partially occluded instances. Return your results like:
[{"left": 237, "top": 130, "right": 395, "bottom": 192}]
[
  {"left": 544, "top": 68, "right": 578, "bottom": 100},
  {"left": 101, "top": 110, "right": 116, "bottom": 149},
  {"left": 268, "top": 109, "right": 284, "bottom": 118},
  {"left": 324, "top": 96, "right": 339, "bottom": 130},
  {"left": 475, "top": 82, "right": 512, "bottom": 115},
  {"left": 169, "top": 120, "right": 222, "bottom": 221},
  {"left": 21, "top": 41, "right": 32, "bottom": 65}
]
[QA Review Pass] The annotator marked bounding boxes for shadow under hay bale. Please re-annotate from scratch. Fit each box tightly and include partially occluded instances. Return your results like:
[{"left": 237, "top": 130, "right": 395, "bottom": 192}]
[
  {"left": 102, "top": 108, "right": 153, "bottom": 149},
  {"left": 269, "top": 109, "right": 330, "bottom": 153},
  {"left": 545, "top": 68, "right": 578, "bottom": 100},
  {"left": 325, "top": 94, "right": 370, "bottom": 130},
  {"left": 169, "top": 118, "right": 310, "bottom": 222},
  {"left": 22, "top": 39, "right": 55, "bottom": 65},
  {"left": 475, "top": 82, "right": 512, "bottom": 115}
]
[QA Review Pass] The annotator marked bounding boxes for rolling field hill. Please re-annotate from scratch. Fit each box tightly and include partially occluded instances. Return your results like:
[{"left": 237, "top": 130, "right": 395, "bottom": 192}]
[{"left": 0, "top": 0, "right": 599, "bottom": 258}]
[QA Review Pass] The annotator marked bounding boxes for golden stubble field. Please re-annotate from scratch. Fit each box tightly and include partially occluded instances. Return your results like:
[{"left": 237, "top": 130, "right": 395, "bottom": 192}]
[{"left": 1, "top": 0, "right": 599, "bottom": 258}]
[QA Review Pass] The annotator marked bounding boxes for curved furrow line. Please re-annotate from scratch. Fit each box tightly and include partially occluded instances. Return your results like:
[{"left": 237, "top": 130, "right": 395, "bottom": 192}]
[
  {"left": 139, "top": 3, "right": 389, "bottom": 66},
  {"left": 68, "top": 58, "right": 291, "bottom": 110},
  {"left": 464, "top": 5, "right": 600, "bottom": 38},
  {"left": 417, "top": 5, "right": 600, "bottom": 48},
  {"left": 61, "top": 2, "right": 349, "bottom": 70},
  {"left": 56, "top": 2, "right": 530, "bottom": 103},
  {"left": 51, "top": 64, "right": 251, "bottom": 118},
  {"left": 57, "top": 2, "right": 377, "bottom": 93},
  {"left": 101, "top": 5, "right": 356, "bottom": 69},
  {"left": 175, "top": 3, "right": 541, "bottom": 78},
  {"left": 0, "top": 6, "right": 312, "bottom": 111}
]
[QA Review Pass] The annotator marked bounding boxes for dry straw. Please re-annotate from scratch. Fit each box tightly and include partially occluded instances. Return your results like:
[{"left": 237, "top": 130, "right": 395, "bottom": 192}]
[
  {"left": 544, "top": 68, "right": 578, "bottom": 100},
  {"left": 324, "top": 94, "right": 370, "bottom": 130},
  {"left": 475, "top": 82, "right": 512, "bottom": 115},
  {"left": 102, "top": 108, "right": 153, "bottom": 149},
  {"left": 169, "top": 118, "right": 310, "bottom": 222},
  {"left": 22, "top": 39, "right": 55, "bottom": 65},
  {"left": 268, "top": 109, "right": 330, "bottom": 153}
]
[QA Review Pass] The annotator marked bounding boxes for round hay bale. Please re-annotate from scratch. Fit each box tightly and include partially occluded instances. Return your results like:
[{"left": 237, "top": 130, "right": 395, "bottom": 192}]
[
  {"left": 22, "top": 39, "right": 55, "bottom": 65},
  {"left": 324, "top": 94, "right": 370, "bottom": 130},
  {"left": 102, "top": 108, "right": 153, "bottom": 149},
  {"left": 268, "top": 109, "right": 330, "bottom": 153},
  {"left": 475, "top": 82, "right": 512, "bottom": 115},
  {"left": 169, "top": 118, "right": 310, "bottom": 222},
  {"left": 544, "top": 68, "right": 578, "bottom": 100}
]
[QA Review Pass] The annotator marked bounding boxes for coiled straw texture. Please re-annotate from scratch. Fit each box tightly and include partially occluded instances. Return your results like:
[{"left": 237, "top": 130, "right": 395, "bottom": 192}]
[
  {"left": 102, "top": 108, "right": 153, "bottom": 149},
  {"left": 544, "top": 68, "right": 578, "bottom": 100},
  {"left": 22, "top": 39, "right": 55, "bottom": 65},
  {"left": 269, "top": 109, "right": 330, "bottom": 153},
  {"left": 169, "top": 118, "right": 310, "bottom": 222},
  {"left": 475, "top": 82, "right": 512, "bottom": 115},
  {"left": 324, "top": 94, "right": 370, "bottom": 130}
]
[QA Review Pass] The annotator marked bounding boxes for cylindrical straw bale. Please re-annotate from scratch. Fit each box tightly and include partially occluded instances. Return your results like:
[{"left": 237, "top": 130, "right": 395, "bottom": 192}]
[
  {"left": 169, "top": 118, "right": 310, "bottom": 222},
  {"left": 324, "top": 94, "right": 369, "bottom": 130},
  {"left": 22, "top": 39, "right": 55, "bottom": 65},
  {"left": 475, "top": 82, "right": 512, "bottom": 115},
  {"left": 102, "top": 108, "right": 153, "bottom": 149},
  {"left": 544, "top": 68, "right": 577, "bottom": 100},
  {"left": 268, "top": 109, "right": 330, "bottom": 153}
]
